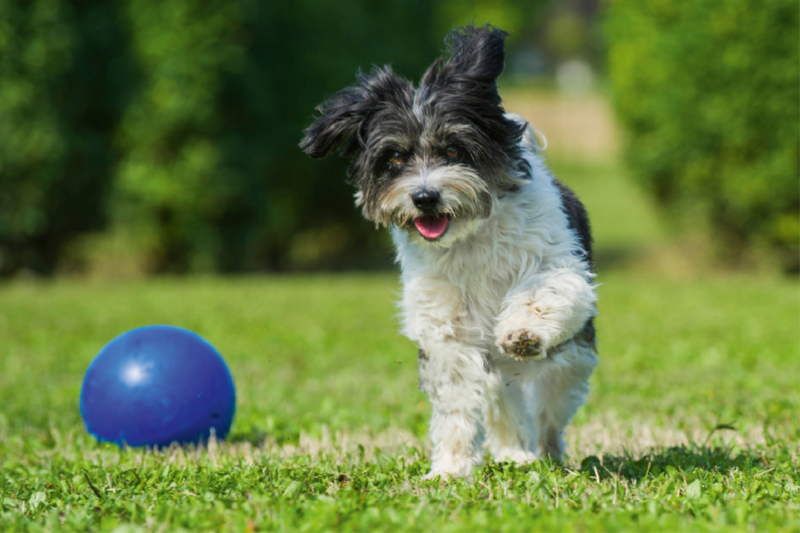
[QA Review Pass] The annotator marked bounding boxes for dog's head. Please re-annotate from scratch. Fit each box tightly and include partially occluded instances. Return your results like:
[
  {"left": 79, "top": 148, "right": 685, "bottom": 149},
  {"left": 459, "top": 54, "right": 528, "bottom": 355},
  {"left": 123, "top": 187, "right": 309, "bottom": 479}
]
[{"left": 300, "top": 25, "right": 529, "bottom": 246}]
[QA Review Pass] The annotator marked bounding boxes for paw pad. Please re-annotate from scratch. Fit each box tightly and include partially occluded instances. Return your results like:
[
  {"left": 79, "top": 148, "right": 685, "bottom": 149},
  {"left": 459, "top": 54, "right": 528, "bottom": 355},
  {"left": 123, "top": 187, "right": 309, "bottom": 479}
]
[{"left": 499, "top": 330, "right": 545, "bottom": 361}]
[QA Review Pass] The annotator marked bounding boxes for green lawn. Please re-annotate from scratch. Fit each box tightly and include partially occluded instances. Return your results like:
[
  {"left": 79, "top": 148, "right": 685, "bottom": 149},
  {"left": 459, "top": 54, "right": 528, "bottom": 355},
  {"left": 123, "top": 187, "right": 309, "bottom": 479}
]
[{"left": 1, "top": 161, "right": 798, "bottom": 531}]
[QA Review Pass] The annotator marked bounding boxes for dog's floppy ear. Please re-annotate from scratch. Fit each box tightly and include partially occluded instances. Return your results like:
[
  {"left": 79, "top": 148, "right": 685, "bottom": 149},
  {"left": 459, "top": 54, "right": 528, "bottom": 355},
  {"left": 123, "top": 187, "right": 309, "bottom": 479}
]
[
  {"left": 419, "top": 24, "right": 508, "bottom": 106},
  {"left": 300, "top": 85, "right": 370, "bottom": 159},
  {"left": 301, "top": 67, "right": 412, "bottom": 159}
]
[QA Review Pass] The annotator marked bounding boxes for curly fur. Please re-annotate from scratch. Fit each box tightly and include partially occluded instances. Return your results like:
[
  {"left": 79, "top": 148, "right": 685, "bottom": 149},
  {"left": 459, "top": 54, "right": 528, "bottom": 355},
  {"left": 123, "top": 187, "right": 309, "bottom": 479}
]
[{"left": 301, "top": 24, "right": 598, "bottom": 479}]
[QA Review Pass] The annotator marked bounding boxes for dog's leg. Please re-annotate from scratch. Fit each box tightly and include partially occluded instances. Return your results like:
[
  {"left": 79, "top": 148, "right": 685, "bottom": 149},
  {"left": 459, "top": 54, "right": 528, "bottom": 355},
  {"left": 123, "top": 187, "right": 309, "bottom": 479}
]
[
  {"left": 495, "top": 269, "right": 596, "bottom": 360},
  {"left": 483, "top": 370, "right": 537, "bottom": 464},
  {"left": 403, "top": 277, "right": 488, "bottom": 479},
  {"left": 529, "top": 339, "right": 597, "bottom": 460},
  {"left": 418, "top": 342, "right": 487, "bottom": 479}
]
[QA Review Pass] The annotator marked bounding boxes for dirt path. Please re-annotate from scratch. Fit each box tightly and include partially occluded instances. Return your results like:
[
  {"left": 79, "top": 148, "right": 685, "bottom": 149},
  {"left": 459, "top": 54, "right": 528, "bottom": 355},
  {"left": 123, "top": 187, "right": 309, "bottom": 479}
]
[{"left": 502, "top": 90, "right": 619, "bottom": 159}]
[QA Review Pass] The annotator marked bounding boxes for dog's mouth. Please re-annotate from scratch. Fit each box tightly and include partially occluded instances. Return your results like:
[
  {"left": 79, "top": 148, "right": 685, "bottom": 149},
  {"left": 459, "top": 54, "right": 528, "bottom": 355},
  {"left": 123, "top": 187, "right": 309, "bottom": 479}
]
[{"left": 413, "top": 214, "right": 449, "bottom": 240}]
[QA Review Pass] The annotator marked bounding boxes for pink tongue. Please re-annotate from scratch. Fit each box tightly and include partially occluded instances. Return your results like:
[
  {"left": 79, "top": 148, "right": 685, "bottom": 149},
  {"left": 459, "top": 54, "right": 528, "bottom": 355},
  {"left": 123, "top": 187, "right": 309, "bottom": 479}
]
[{"left": 414, "top": 215, "right": 448, "bottom": 239}]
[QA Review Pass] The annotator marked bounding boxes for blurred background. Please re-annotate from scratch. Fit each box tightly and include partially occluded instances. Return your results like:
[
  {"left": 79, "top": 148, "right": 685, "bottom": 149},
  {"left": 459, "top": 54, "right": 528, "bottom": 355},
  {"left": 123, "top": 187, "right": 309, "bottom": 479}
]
[{"left": 0, "top": 0, "right": 797, "bottom": 279}]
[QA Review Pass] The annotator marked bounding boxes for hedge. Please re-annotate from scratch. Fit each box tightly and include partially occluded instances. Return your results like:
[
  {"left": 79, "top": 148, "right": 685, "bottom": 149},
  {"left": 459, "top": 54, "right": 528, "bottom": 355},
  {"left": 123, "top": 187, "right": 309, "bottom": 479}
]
[{"left": 605, "top": 0, "right": 799, "bottom": 270}]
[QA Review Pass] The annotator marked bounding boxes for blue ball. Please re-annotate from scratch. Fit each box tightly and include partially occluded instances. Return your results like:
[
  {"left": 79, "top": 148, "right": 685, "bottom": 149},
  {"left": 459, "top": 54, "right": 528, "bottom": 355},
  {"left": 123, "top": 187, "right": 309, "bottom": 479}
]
[{"left": 80, "top": 325, "right": 236, "bottom": 448}]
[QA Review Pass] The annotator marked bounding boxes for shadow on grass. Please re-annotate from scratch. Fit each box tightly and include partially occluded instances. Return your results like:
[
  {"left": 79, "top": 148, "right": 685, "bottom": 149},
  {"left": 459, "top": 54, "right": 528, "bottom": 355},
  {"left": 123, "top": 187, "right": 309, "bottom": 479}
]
[
  {"left": 227, "top": 425, "right": 304, "bottom": 448},
  {"left": 579, "top": 444, "right": 767, "bottom": 481},
  {"left": 227, "top": 426, "right": 272, "bottom": 447}
]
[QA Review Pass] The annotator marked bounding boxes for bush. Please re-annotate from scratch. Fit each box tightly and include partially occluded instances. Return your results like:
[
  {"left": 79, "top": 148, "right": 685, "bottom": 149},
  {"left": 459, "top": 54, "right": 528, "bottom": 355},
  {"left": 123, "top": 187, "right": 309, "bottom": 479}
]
[
  {"left": 605, "top": 0, "right": 799, "bottom": 270},
  {"left": 111, "top": 0, "right": 444, "bottom": 273},
  {"left": 0, "top": 0, "right": 134, "bottom": 275},
  {"left": 0, "top": 0, "right": 544, "bottom": 276}
]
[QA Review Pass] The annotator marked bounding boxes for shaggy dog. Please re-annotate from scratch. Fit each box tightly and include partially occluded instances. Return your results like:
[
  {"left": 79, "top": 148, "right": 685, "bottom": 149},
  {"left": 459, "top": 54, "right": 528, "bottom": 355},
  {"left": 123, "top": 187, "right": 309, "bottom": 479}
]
[{"left": 300, "top": 25, "right": 597, "bottom": 479}]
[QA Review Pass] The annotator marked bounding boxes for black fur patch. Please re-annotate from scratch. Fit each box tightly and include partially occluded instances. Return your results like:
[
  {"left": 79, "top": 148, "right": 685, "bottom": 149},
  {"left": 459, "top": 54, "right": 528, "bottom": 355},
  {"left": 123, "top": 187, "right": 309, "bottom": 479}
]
[
  {"left": 554, "top": 179, "right": 596, "bottom": 350},
  {"left": 554, "top": 179, "right": 593, "bottom": 269},
  {"left": 577, "top": 318, "right": 596, "bottom": 347},
  {"left": 299, "top": 66, "right": 415, "bottom": 160},
  {"left": 414, "top": 25, "right": 527, "bottom": 176}
]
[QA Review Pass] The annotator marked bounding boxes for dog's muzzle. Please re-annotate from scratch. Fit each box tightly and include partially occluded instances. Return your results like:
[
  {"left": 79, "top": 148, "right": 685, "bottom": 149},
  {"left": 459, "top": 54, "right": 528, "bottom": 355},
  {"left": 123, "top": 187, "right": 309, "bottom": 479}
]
[{"left": 410, "top": 188, "right": 449, "bottom": 240}]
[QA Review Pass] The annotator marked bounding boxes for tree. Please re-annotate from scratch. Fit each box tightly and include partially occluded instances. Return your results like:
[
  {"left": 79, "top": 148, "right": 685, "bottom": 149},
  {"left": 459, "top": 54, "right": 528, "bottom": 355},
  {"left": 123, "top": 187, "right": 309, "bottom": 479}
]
[
  {"left": 0, "top": 0, "right": 134, "bottom": 275},
  {"left": 606, "top": 0, "right": 800, "bottom": 270}
]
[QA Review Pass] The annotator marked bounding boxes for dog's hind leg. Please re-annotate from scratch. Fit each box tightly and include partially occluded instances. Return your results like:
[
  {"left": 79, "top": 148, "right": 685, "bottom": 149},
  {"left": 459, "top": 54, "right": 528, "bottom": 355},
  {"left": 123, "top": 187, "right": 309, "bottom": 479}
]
[
  {"left": 529, "top": 338, "right": 597, "bottom": 460},
  {"left": 483, "top": 370, "right": 537, "bottom": 464}
]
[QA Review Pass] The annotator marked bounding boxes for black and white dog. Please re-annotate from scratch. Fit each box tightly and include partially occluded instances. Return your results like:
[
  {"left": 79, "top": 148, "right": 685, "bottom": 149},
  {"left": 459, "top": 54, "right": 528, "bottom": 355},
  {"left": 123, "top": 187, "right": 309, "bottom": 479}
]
[{"left": 301, "top": 25, "right": 597, "bottom": 479}]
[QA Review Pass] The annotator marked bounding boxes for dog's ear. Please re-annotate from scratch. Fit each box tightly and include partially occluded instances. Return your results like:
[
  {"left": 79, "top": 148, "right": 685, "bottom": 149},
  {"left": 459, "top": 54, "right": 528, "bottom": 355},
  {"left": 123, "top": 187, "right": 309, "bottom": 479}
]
[
  {"left": 419, "top": 25, "right": 527, "bottom": 182},
  {"left": 419, "top": 24, "right": 508, "bottom": 106},
  {"left": 301, "top": 67, "right": 412, "bottom": 159},
  {"left": 300, "top": 85, "right": 369, "bottom": 159}
]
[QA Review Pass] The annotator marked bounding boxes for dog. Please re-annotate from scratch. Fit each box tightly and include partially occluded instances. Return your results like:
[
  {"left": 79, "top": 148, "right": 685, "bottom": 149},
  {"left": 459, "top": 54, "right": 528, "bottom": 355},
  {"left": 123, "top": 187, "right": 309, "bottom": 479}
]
[{"left": 300, "top": 24, "right": 598, "bottom": 479}]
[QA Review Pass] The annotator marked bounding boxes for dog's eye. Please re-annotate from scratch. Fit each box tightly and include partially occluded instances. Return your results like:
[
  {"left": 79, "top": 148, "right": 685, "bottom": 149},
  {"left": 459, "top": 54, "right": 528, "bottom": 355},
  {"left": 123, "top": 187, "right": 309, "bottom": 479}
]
[
  {"left": 445, "top": 146, "right": 460, "bottom": 160},
  {"left": 389, "top": 152, "right": 405, "bottom": 165}
]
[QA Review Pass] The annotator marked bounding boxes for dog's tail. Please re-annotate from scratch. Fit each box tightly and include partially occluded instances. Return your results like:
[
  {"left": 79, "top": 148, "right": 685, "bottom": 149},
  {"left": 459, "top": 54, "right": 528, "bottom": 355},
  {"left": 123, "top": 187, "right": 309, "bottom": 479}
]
[{"left": 505, "top": 112, "right": 548, "bottom": 153}]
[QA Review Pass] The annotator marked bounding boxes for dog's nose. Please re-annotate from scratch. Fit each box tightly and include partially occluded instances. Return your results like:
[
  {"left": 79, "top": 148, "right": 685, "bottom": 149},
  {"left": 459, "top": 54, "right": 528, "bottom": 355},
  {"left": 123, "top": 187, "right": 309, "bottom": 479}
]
[{"left": 411, "top": 189, "right": 441, "bottom": 210}]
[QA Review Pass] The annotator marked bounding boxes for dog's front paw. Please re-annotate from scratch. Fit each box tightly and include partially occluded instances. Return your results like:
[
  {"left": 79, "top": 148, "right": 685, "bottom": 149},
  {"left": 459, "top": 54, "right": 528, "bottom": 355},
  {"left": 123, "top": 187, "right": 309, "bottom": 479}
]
[
  {"left": 424, "top": 455, "right": 480, "bottom": 481},
  {"left": 498, "top": 329, "right": 546, "bottom": 361},
  {"left": 493, "top": 448, "right": 537, "bottom": 465},
  {"left": 423, "top": 467, "right": 474, "bottom": 482}
]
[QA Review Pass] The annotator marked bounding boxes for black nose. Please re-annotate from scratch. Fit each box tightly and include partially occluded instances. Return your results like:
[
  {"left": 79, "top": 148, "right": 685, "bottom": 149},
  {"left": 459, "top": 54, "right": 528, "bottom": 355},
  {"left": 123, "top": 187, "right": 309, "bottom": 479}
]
[{"left": 411, "top": 189, "right": 441, "bottom": 210}]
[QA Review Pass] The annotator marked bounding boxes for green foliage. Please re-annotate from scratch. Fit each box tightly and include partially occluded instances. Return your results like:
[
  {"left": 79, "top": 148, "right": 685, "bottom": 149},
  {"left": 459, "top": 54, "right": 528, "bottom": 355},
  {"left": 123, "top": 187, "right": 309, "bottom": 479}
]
[
  {"left": 605, "top": 0, "right": 800, "bottom": 270},
  {"left": 115, "top": 0, "right": 443, "bottom": 273},
  {"left": 0, "top": 271, "right": 798, "bottom": 530},
  {"left": 435, "top": 0, "right": 539, "bottom": 37},
  {"left": 0, "top": 0, "right": 134, "bottom": 275},
  {"left": 115, "top": 0, "right": 246, "bottom": 272},
  {"left": 0, "top": 0, "right": 548, "bottom": 276}
]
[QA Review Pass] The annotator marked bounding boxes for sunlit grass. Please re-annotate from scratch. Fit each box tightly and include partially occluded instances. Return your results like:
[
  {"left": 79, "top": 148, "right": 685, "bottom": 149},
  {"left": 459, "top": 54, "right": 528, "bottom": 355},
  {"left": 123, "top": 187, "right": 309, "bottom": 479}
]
[{"left": 1, "top": 270, "right": 798, "bottom": 531}]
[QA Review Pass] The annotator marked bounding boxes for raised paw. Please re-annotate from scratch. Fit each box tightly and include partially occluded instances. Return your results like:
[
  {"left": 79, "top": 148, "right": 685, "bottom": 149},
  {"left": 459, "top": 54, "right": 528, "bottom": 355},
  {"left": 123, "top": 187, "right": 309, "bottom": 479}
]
[{"left": 498, "top": 330, "right": 546, "bottom": 361}]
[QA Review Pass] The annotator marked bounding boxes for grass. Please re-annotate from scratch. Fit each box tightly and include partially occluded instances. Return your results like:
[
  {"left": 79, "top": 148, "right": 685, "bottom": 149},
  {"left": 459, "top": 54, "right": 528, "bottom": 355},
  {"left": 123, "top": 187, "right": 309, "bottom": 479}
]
[{"left": 1, "top": 159, "right": 799, "bottom": 531}]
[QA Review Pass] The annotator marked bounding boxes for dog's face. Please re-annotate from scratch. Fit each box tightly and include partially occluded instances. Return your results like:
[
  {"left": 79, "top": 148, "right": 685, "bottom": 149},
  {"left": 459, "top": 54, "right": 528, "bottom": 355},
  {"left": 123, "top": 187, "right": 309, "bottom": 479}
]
[{"left": 300, "top": 25, "right": 529, "bottom": 246}]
